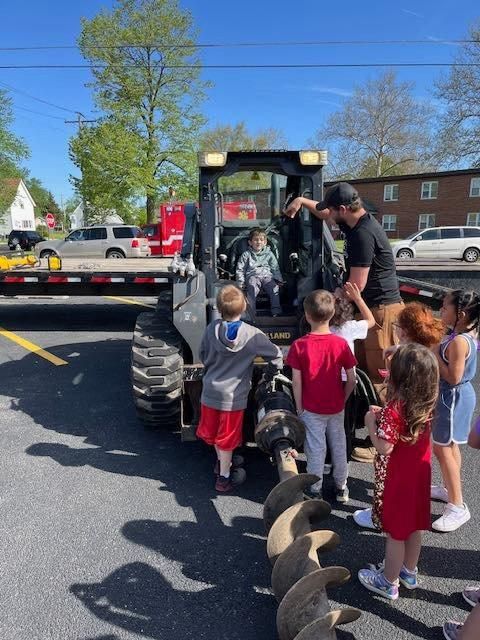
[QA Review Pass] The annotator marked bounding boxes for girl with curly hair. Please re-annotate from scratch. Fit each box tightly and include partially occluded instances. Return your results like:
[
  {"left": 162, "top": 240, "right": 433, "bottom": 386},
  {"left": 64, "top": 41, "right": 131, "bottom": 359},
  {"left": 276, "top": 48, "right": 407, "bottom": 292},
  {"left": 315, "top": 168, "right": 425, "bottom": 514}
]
[{"left": 358, "top": 344, "right": 439, "bottom": 600}]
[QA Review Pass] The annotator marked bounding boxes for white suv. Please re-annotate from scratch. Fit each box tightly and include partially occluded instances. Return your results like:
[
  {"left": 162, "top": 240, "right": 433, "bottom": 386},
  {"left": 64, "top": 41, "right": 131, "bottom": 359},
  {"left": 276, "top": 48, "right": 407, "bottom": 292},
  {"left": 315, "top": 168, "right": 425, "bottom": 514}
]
[
  {"left": 35, "top": 225, "right": 151, "bottom": 259},
  {"left": 392, "top": 226, "right": 480, "bottom": 262}
]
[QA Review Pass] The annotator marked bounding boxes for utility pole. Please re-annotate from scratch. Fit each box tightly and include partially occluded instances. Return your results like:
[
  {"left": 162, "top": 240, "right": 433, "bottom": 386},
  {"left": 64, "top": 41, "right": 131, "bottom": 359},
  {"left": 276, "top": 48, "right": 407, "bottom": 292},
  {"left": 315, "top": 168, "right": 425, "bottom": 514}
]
[{"left": 65, "top": 112, "right": 97, "bottom": 225}]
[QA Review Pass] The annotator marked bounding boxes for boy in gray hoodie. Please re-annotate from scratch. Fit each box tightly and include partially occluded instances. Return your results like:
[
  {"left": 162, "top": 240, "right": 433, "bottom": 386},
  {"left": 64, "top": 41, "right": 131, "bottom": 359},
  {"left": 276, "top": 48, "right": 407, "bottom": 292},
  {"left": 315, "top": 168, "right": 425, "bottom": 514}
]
[
  {"left": 236, "top": 228, "right": 283, "bottom": 317},
  {"left": 197, "top": 284, "right": 283, "bottom": 492}
]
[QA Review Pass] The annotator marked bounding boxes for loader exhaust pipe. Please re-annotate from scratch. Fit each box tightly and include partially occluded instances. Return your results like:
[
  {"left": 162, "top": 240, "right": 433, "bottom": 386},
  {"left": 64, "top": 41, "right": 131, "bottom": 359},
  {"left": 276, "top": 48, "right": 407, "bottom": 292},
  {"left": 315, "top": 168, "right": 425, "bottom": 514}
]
[{"left": 254, "top": 376, "right": 361, "bottom": 640}]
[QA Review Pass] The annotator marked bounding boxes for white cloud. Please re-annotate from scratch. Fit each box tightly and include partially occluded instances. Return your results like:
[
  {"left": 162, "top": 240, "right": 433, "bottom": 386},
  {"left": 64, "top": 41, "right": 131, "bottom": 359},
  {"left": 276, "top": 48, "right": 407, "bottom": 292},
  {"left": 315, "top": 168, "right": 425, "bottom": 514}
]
[
  {"left": 309, "top": 86, "right": 352, "bottom": 97},
  {"left": 402, "top": 8, "right": 423, "bottom": 18}
]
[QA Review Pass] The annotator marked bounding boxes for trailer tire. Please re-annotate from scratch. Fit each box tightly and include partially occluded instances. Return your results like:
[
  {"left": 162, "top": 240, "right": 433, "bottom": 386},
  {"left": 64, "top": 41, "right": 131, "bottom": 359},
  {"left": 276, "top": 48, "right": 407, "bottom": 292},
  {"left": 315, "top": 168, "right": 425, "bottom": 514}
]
[
  {"left": 131, "top": 311, "right": 183, "bottom": 428},
  {"left": 463, "top": 247, "right": 479, "bottom": 263}
]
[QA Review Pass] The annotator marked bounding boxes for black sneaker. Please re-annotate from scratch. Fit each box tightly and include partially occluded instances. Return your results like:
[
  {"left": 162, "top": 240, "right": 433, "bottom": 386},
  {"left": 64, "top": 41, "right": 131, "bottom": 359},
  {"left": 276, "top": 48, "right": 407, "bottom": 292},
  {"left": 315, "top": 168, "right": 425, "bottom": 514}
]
[{"left": 336, "top": 486, "right": 349, "bottom": 503}]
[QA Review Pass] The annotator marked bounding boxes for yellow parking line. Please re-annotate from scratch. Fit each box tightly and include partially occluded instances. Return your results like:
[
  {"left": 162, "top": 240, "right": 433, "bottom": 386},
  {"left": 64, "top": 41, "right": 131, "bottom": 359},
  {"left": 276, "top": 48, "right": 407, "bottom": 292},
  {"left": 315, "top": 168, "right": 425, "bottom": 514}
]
[
  {"left": 104, "top": 296, "right": 156, "bottom": 309},
  {"left": 0, "top": 326, "right": 68, "bottom": 366}
]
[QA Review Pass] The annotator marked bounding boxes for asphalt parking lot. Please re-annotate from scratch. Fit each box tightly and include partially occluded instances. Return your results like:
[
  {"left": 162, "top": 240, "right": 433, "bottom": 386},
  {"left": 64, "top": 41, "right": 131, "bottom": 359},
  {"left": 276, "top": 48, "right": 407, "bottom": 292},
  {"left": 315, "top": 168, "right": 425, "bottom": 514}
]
[{"left": 0, "top": 296, "right": 478, "bottom": 640}]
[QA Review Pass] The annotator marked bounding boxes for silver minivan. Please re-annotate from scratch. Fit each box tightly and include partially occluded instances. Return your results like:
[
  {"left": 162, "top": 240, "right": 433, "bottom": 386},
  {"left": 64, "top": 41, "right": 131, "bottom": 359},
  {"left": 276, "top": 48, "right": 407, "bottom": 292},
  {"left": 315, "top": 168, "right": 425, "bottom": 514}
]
[
  {"left": 35, "top": 225, "right": 151, "bottom": 259},
  {"left": 392, "top": 226, "right": 480, "bottom": 262}
]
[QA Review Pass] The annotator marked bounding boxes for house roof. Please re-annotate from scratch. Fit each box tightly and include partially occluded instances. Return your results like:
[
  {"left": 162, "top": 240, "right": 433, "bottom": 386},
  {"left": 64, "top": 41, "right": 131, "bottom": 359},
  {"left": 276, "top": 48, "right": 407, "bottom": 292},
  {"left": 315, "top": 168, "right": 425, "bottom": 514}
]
[
  {"left": 0, "top": 178, "right": 36, "bottom": 208},
  {"left": 325, "top": 167, "right": 480, "bottom": 186}
]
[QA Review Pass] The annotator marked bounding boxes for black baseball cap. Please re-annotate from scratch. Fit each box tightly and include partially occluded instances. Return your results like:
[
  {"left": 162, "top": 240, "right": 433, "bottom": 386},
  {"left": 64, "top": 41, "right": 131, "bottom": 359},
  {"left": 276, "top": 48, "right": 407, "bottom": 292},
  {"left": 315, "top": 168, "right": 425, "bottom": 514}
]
[{"left": 315, "top": 182, "right": 360, "bottom": 211}]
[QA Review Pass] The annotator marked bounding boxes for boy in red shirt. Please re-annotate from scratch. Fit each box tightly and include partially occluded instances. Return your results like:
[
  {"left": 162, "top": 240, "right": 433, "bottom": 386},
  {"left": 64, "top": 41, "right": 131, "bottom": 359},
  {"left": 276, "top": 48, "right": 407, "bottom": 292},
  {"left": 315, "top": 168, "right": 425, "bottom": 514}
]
[{"left": 286, "top": 289, "right": 357, "bottom": 502}]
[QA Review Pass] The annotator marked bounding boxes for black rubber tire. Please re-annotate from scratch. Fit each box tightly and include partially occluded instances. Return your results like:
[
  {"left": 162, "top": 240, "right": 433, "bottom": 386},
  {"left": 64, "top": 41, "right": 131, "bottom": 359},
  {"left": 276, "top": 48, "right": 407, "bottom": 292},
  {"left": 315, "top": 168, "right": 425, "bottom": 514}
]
[
  {"left": 106, "top": 249, "right": 126, "bottom": 259},
  {"left": 40, "top": 250, "right": 56, "bottom": 259},
  {"left": 131, "top": 310, "right": 183, "bottom": 428},
  {"left": 463, "top": 247, "right": 480, "bottom": 263}
]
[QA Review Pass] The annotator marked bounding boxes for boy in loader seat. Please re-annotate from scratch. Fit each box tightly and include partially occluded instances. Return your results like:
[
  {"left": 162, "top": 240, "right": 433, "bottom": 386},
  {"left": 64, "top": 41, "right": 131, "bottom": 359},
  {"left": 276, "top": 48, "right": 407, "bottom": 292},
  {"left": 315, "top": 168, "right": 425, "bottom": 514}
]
[{"left": 236, "top": 228, "right": 284, "bottom": 317}]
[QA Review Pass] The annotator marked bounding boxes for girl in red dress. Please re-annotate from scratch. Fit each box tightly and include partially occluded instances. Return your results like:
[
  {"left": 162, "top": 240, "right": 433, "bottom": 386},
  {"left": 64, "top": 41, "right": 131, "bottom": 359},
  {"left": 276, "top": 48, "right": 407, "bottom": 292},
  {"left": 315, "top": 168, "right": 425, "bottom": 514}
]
[{"left": 358, "top": 343, "right": 439, "bottom": 600}]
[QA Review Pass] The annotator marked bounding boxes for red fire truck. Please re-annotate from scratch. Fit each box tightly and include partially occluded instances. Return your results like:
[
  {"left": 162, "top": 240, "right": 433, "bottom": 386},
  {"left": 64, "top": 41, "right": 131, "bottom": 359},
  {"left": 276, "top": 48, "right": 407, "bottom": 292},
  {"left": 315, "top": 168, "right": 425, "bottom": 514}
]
[{"left": 142, "top": 201, "right": 257, "bottom": 256}]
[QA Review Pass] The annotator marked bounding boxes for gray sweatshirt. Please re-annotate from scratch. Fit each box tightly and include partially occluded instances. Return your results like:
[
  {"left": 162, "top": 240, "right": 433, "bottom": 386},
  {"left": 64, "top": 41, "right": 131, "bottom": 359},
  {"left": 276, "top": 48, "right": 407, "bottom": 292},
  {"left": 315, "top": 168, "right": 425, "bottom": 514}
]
[
  {"left": 200, "top": 319, "right": 283, "bottom": 411},
  {"left": 236, "top": 246, "right": 282, "bottom": 287}
]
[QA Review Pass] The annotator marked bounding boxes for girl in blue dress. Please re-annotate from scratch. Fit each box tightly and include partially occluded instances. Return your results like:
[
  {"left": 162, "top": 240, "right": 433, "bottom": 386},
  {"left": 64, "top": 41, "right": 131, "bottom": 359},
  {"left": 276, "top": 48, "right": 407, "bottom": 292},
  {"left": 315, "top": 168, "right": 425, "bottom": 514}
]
[{"left": 431, "top": 289, "right": 480, "bottom": 532}]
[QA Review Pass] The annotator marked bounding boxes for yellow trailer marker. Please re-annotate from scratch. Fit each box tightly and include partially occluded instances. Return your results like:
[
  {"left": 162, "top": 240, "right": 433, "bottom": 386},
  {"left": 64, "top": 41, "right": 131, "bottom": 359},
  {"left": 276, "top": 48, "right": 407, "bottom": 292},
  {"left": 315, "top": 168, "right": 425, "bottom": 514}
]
[
  {"left": 104, "top": 296, "right": 156, "bottom": 309},
  {"left": 0, "top": 326, "right": 68, "bottom": 366}
]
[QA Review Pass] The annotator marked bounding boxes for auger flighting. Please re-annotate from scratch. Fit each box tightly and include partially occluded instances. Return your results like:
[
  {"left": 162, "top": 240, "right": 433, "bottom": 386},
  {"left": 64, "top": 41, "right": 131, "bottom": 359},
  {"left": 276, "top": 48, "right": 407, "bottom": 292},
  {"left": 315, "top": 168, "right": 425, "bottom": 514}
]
[{"left": 254, "top": 375, "right": 361, "bottom": 640}]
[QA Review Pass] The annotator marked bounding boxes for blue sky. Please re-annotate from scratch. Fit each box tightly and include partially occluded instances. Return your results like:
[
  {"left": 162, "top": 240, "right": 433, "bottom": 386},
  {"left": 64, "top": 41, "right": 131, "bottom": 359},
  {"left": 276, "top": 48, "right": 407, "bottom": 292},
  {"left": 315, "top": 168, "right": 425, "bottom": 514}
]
[{"left": 0, "top": 0, "right": 479, "bottom": 204}]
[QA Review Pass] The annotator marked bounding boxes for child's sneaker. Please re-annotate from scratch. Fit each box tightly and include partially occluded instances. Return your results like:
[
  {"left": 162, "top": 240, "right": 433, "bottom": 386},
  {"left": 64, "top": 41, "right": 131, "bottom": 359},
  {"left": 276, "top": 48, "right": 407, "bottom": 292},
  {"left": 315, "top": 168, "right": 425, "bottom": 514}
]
[
  {"left": 399, "top": 565, "right": 418, "bottom": 590},
  {"left": 353, "top": 507, "right": 377, "bottom": 530},
  {"left": 215, "top": 467, "right": 246, "bottom": 492},
  {"left": 358, "top": 567, "right": 399, "bottom": 600},
  {"left": 462, "top": 586, "right": 480, "bottom": 607},
  {"left": 442, "top": 620, "right": 463, "bottom": 640},
  {"left": 336, "top": 486, "right": 349, "bottom": 503},
  {"left": 432, "top": 502, "right": 471, "bottom": 532}
]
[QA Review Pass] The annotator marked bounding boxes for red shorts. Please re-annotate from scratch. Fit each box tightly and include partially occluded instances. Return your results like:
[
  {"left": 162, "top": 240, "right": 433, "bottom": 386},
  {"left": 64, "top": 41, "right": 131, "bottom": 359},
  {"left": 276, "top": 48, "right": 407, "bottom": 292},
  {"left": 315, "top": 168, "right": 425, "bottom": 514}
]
[{"left": 197, "top": 404, "right": 244, "bottom": 451}]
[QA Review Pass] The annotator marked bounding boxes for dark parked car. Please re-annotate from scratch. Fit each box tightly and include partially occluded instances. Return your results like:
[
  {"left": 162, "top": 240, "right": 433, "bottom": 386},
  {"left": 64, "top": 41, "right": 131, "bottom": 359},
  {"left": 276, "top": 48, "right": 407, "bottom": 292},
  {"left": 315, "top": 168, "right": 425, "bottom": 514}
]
[{"left": 8, "top": 230, "right": 45, "bottom": 251}]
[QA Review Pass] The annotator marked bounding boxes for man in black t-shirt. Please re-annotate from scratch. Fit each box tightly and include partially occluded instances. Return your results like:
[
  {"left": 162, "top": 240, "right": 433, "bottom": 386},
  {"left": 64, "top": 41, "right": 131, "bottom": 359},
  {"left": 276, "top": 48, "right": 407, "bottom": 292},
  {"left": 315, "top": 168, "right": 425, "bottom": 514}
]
[{"left": 284, "top": 182, "right": 404, "bottom": 385}]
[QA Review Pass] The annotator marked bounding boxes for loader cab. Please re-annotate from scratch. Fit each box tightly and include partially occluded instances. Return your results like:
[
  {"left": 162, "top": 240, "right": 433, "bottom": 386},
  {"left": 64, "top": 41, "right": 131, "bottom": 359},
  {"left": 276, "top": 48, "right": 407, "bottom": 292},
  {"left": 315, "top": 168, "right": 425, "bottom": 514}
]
[{"left": 196, "top": 150, "right": 343, "bottom": 334}]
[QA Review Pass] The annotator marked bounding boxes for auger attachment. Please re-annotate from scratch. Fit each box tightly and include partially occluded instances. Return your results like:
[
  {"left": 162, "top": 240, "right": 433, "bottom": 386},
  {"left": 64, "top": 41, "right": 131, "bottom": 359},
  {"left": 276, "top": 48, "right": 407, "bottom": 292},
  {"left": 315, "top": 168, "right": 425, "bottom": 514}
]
[{"left": 254, "top": 375, "right": 361, "bottom": 640}]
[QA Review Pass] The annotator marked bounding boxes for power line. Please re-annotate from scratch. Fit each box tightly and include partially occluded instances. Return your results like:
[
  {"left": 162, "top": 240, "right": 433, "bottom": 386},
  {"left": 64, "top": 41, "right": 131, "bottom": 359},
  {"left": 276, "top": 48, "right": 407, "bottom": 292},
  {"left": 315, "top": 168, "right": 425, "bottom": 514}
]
[
  {"left": 12, "top": 103, "right": 66, "bottom": 120},
  {"left": 0, "top": 62, "right": 479, "bottom": 70},
  {"left": 0, "top": 79, "right": 78, "bottom": 113},
  {"left": 0, "top": 39, "right": 476, "bottom": 51}
]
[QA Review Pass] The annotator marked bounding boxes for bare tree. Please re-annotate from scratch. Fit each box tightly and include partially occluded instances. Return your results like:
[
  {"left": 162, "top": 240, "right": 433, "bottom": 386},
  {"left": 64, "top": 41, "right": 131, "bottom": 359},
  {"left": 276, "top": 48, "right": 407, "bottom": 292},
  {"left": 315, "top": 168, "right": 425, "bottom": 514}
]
[
  {"left": 435, "top": 24, "right": 480, "bottom": 167},
  {"left": 310, "top": 71, "right": 435, "bottom": 179}
]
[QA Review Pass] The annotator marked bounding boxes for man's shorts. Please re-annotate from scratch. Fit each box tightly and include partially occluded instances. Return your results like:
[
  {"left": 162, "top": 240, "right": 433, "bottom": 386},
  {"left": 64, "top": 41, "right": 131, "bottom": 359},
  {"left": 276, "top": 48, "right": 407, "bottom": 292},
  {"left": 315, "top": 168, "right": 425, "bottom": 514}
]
[{"left": 197, "top": 404, "right": 244, "bottom": 451}]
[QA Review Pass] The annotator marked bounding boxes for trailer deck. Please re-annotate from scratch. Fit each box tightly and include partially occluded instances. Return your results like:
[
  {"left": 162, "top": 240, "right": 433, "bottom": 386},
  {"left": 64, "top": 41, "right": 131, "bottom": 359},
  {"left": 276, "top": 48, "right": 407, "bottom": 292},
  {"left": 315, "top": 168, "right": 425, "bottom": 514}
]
[{"left": 0, "top": 258, "right": 174, "bottom": 296}]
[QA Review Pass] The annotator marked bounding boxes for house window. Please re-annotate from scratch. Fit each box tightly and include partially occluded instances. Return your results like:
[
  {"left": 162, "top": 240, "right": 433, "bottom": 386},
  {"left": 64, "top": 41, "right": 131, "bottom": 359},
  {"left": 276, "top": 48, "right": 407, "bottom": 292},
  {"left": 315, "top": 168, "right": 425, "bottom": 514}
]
[
  {"left": 467, "top": 212, "right": 480, "bottom": 226},
  {"left": 382, "top": 215, "right": 397, "bottom": 231},
  {"left": 470, "top": 178, "right": 480, "bottom": 197},
  {"left": 421, "top": 181, "right": 438, "bottom": 199},
  {"left": 384, "top": 184, "right": 399, "bottom": 201},
  {"left": 418, "top": 214, "right": 436, "bottom": 230}
]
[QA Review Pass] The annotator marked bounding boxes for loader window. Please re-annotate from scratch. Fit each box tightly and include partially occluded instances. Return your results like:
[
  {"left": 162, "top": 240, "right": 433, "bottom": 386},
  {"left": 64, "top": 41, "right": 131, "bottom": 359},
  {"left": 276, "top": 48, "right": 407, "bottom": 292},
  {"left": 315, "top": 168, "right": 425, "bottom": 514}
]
[{"left": 217, "top": 172, "right": 287, "bottom": 226}]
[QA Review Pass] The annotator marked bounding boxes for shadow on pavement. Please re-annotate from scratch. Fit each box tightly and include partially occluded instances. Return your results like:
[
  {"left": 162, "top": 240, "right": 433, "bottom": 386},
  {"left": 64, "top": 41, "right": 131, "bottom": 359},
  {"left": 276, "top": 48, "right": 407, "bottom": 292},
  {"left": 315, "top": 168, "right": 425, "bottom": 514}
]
[{"left": 2, "top": 337, "right": 276, "bottom": 639}]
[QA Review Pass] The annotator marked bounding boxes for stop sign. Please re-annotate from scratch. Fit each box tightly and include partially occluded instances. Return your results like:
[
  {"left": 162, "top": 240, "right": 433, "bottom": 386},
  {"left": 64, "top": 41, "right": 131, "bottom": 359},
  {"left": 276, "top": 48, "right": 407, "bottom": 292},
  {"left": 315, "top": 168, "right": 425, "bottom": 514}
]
[{"left": 45, "top": 213, "right": 55, "bottom": 229}]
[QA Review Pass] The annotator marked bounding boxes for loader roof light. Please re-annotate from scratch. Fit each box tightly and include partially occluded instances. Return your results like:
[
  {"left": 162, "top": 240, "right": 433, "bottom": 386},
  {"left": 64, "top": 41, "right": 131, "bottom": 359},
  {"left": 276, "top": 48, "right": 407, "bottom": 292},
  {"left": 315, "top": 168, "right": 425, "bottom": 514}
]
[
  {"left": 299, "top": 150, "right": 328, "bottom": 166},
  {"left": 198, "top": 151, "right": 227, "bottom": 167}
]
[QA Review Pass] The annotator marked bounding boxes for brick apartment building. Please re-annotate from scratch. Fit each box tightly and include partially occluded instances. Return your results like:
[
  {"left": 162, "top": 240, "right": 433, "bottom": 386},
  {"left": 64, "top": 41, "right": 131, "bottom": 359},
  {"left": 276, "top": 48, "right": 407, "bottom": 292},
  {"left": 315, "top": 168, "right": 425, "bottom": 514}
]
[
  {"left": 223, "top": 167, "right": 480, "bottom": 240},
  {"left": 328, "top": 168, "right": 480, "bottom": 239}
]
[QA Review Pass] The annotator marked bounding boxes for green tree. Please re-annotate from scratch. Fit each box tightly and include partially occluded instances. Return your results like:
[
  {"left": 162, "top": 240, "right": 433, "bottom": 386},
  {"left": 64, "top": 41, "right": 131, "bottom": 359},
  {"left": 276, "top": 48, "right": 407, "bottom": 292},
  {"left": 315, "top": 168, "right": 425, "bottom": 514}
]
[
  {"left": 0, "top": 89, "right": 29, "bottom": 214},
  {"left": 70, "top": 0, "right": 207, "bottom": 223},
  {"left": 200, "top": 122, "right": 288, "bottom": 191},
  {"left": 435, "top": 23, "right": 480, "bottom": 166},
  {"left": 310, "top": 72, "right": 435, "bottom": 180},
  {"left": 200, "top": 121, "right": 287, "bottom": 152}
]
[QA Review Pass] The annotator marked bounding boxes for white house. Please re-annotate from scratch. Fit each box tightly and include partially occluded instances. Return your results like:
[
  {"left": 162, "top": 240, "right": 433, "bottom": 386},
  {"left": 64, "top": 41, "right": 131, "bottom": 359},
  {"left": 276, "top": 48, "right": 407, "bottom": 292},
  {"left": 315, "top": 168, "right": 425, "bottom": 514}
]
[
  {"left": 69, "top": 202, "right": 124, "bottom": 229},
  {"left": 0, "top": 179, "right": 36, "bottom": 236}
]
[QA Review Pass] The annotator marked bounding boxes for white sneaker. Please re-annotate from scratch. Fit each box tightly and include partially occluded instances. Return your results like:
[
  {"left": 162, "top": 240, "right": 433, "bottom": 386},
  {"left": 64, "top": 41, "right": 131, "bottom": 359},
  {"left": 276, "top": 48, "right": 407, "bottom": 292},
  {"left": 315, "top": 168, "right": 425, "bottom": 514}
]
[
  {"left": 353, "top": 507, "right": 377, "bottom": 530},
  {"left": 431, "top": 485, "right": 449, "bottom": 503},
  {"left": 432, "top": 503, "right": 471, "bottom": 532},
  {"left": 323, "top": 463, "right": 332, "bottom": 475}
]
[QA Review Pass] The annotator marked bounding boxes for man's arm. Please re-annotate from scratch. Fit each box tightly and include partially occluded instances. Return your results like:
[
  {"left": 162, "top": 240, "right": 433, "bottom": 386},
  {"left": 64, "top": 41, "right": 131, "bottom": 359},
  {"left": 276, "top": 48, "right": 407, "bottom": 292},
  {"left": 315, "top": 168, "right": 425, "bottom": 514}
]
[
  {"left": 347, "top": 266, "right": 370, "bottom": 293},
  {"left": 343, "top": 367, "right": 356, "bottom": 403},
  {"left": 284, "top": 196, "right": 331, "bottom": 221}
]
